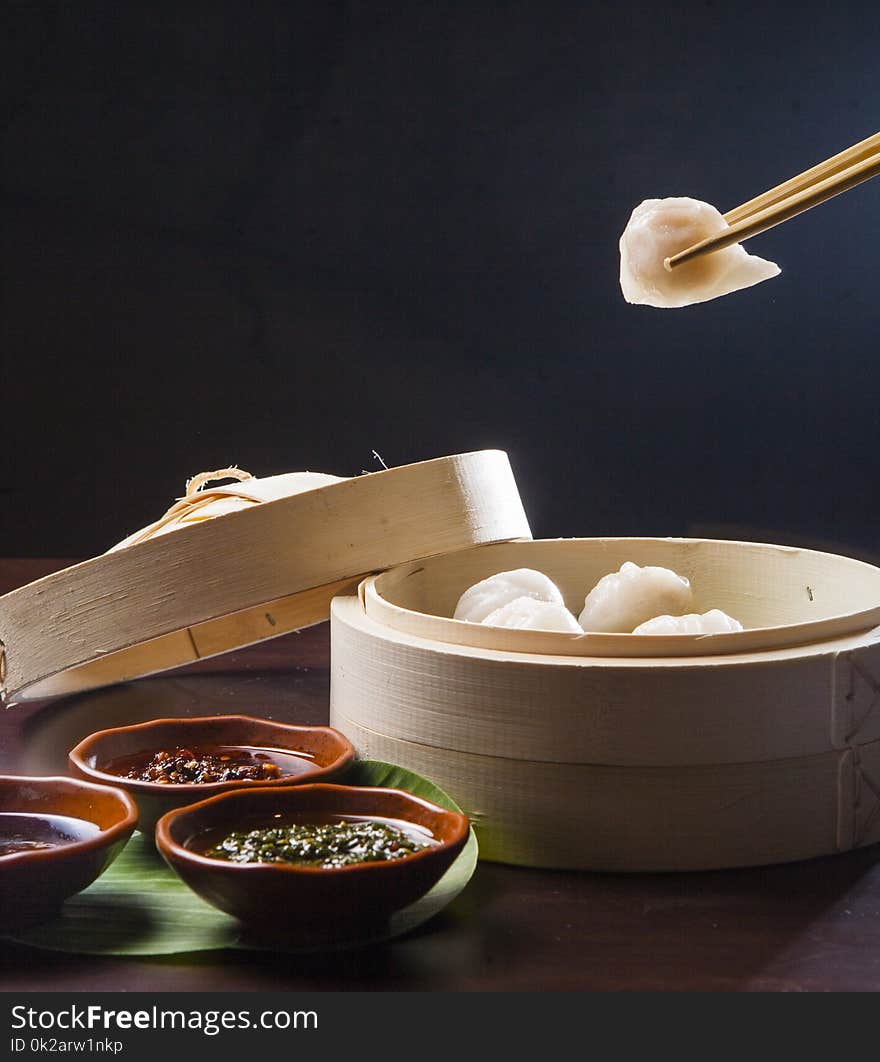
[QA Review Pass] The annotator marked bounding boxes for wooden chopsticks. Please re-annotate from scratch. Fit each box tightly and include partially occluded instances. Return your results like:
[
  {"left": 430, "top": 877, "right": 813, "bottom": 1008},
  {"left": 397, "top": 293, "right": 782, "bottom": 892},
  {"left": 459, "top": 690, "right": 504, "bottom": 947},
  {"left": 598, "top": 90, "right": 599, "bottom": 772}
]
[{"left": 665, "top": 131, "right": 880, "bottom": 271}]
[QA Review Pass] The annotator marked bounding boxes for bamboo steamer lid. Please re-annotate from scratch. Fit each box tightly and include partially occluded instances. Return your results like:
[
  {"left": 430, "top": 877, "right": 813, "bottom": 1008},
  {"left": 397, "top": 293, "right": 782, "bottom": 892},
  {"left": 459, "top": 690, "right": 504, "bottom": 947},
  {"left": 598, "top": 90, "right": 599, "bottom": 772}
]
[
  {"left": 329, "top": 537, "right": 880, "bottom": 871},
  {"left": 0, "top": 451, "right": 531, "bottom": 701}
]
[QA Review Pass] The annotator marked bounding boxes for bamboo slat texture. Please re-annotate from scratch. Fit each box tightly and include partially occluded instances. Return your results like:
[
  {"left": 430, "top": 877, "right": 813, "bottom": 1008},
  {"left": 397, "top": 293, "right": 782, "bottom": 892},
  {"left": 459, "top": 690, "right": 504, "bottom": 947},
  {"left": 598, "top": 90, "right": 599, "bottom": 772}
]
[{"left": 330, "top": 538, "right": 880, "bottom": 871}]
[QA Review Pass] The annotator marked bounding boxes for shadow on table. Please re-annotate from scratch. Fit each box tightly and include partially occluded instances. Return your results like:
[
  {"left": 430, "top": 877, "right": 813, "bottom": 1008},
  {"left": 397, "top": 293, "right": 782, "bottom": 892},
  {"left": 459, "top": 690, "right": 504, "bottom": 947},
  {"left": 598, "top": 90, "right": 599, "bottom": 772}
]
[
  {"left": 3, "top": 844, "right": 880, "bottom": 990},
  {"left": 130, "top": 841, "right": 880, "bottom": 990},
  {"left": 448, "top": 843, "right": 880, "bottom": 990}
]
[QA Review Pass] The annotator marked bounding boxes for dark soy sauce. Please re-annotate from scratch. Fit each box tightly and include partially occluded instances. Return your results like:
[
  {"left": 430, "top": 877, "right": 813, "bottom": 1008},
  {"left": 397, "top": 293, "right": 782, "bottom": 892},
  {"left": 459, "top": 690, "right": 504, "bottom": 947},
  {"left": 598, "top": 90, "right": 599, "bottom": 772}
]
[
  {"left": 0, "top": 812, "right": 101, "bottom": 857},
  {"left": 102, "top": 744, "right": 318, "bottom": 784}
]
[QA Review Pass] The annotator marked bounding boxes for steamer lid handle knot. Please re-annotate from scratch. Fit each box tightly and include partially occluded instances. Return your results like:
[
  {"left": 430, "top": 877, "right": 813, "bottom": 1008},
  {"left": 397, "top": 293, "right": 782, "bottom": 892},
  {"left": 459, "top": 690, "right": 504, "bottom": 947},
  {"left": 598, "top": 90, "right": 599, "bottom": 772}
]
[
  {"left": 108, "top": 468, "right": 258, "bottom": 551},
  {"left": 184, "top": 467, "right": 254, "bottom": 496}
]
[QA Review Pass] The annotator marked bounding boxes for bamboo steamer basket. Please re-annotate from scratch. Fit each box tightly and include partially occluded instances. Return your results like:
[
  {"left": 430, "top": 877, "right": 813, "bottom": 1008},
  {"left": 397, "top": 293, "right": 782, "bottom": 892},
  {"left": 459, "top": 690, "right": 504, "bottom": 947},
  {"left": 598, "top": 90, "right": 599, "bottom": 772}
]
[
  {"left": 0, "top": 452, "right": 530, "bottom": 701},
  {"left": 329, "top": 538, "right": 880, "bottom": 871}
]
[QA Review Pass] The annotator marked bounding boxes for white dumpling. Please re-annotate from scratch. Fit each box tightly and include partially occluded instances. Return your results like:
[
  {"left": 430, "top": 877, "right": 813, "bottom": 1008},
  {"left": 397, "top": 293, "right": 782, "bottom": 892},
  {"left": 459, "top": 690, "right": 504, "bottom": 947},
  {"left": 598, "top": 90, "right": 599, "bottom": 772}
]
[
  {"left": 579, "top": 561, "right": 693, "bottom": 633},
  {"left": 632, "top": 609, "right": 744, "bottom": 635},
  {"left": 620, "top": 197, "right": 780, "bottom": 308},
  {"left": 482, "top": 596, "right": 583, "bottom": 633},
  {"left": 453, "top": 568, "right": 565, "bottom": 623}
]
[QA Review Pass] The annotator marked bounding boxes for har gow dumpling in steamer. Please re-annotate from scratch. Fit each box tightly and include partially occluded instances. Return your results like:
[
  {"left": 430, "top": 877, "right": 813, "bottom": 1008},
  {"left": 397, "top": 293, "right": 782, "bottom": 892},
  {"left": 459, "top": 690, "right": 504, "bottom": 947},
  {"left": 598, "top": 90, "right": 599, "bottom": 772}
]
[
  {"left": 453, "top": 568, "right": 566, "bottom": 623},
  {"left": 482, "top": 596, "right": 583, "bottom": 633},
  {"left": 579, "top": 561, "right": 694, "bottom": 633},
  {"left": 632, "top": 608, "right": 743, "bottom": 635},
  {"left": 620, "top": 197, "right": 780, "bottom": 308}
]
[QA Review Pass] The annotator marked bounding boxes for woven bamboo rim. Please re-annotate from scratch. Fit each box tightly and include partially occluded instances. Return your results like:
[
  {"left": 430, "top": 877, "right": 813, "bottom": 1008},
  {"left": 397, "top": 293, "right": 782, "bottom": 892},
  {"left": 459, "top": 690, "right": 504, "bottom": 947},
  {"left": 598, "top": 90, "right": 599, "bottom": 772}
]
[
  {"left": 365, "top": 538, "right": 880, "bottom": 658},
  {"left": 0, "top": 451, "right": 530, "bottom": 701},
  {"left": 331, "top": 586, "right": 880, "bottom": 768}
]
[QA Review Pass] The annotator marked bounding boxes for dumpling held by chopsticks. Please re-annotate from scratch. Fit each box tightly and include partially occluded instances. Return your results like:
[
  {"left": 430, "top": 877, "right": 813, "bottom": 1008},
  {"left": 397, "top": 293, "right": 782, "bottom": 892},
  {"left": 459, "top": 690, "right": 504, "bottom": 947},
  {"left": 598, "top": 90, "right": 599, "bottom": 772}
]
[{"left": 620, "top": 197, "right": 780, "bottom": 308}]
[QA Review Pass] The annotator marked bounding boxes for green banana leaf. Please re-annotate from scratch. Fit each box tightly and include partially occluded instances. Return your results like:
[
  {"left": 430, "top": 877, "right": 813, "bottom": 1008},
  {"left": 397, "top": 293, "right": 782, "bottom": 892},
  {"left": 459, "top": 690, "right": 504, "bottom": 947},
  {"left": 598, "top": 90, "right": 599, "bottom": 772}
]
[{"left": 3, "top": 760, "right": 478, "bottom": 956}]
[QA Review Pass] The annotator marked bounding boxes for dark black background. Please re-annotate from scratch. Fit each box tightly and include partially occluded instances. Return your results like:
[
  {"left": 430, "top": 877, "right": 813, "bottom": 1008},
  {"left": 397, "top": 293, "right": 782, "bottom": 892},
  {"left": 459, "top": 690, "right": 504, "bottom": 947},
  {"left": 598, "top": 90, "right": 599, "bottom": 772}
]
[{"left": 2, "top": 1, "right": 879, "bottom": 558}]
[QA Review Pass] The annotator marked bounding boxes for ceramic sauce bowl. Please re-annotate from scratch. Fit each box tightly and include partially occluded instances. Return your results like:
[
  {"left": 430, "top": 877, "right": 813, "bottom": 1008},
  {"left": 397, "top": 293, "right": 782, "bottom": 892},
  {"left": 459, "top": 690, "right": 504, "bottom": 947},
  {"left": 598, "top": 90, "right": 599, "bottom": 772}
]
[
  {"left": 0, "top": 774, "right": 137, "bottom": 926},
  {"left": 68, "top": 715, "right": 355, "bottom": 833},
  {"left": 155, "top": 783, "right": 469, "bottom": 935}
]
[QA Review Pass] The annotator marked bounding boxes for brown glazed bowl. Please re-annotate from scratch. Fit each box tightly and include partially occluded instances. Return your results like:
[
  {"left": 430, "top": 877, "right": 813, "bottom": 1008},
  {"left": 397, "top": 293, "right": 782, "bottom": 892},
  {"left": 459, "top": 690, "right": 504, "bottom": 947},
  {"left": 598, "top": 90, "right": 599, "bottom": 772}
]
[
  {"left": 155, "top": 784, "right": 470, "bottom": 935},
  {"left": 68, "top": 715, "right": 356, "bottom": 834},
  {"left": 0, "top": 775, "right": 137, "bottom": 927}
]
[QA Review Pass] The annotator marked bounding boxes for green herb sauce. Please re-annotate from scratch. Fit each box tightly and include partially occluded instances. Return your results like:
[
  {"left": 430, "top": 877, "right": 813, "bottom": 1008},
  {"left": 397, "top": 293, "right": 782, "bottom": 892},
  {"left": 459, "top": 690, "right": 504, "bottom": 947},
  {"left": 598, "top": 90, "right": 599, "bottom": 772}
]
[{"left": 204, "top": 818, "right": 432, "bottom": 868}]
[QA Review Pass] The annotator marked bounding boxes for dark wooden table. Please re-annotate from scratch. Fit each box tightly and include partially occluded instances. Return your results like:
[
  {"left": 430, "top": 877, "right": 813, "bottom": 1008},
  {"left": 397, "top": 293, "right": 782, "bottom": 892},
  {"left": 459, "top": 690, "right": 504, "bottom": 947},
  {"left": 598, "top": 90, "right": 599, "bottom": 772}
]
[{"left": 3, "top": 558, "right": 880, "bottom": 992}]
